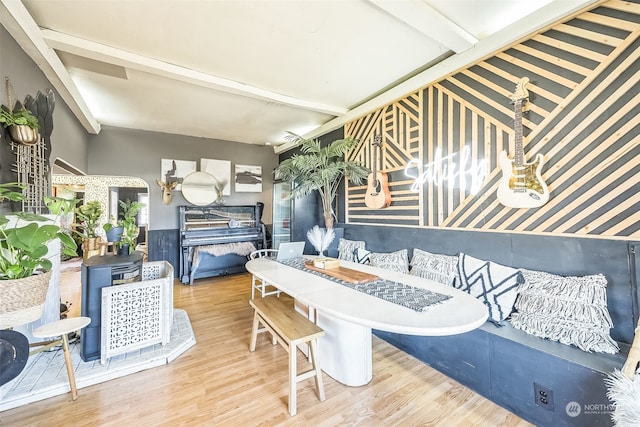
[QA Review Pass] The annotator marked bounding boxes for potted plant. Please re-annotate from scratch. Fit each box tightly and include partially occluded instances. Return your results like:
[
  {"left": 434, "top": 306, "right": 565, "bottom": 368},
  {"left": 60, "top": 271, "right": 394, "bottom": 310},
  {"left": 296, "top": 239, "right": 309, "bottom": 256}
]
[
  {"left": 0, "top": 183, "right": 77, "bottom": 329},
  {"left": 0, "top": 107, "right": 40, "bottom": 145},
  {"left": 117, "top": 199, "right": 144, "bottom": 255},
  {"left": 103, "top": 216, "right": 124, "bottom": 243},
  {"left": 274, "top": 132, "right": 369, "bottom": 229},
  {"left": 74, "top": 200, "right": 103, "bottom": 260}
]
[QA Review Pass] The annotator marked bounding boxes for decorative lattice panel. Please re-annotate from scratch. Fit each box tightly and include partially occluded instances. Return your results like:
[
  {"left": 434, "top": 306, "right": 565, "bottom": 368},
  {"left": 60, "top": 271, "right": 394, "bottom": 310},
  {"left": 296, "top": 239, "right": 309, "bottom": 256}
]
[
  {"left": 100, "top": 261, "right": 174, "bottom": 364},
  {"left": 11, "top": 139, "right": 49, "bottom": 214},
  {"left": 345, "top": 0, "right": 640, "bottom": 239}
]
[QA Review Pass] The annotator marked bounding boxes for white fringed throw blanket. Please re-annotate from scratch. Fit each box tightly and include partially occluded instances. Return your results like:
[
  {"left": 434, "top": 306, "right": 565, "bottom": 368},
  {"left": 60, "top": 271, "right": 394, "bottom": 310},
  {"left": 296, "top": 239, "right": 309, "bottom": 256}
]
[{"left": 191, "top": 241, "right": 257, "bottom": 273}]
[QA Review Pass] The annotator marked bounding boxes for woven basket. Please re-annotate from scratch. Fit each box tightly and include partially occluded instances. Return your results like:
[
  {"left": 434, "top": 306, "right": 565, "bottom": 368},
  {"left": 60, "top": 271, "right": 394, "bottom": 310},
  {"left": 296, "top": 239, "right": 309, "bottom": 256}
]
[
  {"left": 83, "top": 237, "right": 102, "bottom": 261},
  {"left": 0, "top": 270, "right": 52, "bottom": 329}
]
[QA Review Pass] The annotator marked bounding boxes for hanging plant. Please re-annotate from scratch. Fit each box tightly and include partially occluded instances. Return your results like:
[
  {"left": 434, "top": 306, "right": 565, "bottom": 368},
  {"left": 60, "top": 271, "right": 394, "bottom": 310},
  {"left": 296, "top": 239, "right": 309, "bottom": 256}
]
[{"left": 0, "top": 107, "right": 40, "bottom": 145}]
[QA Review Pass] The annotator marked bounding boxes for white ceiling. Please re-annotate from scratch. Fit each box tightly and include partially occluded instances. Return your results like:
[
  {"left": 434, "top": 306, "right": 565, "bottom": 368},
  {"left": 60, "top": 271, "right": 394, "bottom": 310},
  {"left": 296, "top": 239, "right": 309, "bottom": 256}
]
[{"left": 0, "top": 0, "right": 598, "bottom": 152}]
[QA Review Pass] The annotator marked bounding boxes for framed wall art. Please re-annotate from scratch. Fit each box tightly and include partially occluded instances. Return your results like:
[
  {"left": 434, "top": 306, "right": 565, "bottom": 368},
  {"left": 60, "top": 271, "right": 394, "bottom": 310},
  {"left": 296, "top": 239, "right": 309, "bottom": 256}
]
[
  {"left": 235, "top": 164, "right": 262, "bottom": 192},
  {"left": 200, "top": 158, "right": 231, "bottom": 196},
  {"left": 160, "top": 159, "right": 197, "bottom": 190}
]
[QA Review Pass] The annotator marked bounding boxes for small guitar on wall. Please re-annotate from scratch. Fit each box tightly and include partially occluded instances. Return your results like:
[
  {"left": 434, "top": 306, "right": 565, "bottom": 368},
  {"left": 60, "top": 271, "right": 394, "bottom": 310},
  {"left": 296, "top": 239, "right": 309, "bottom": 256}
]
[
  {"left": 365, "top": 134, "right": 391, "bottom": 209},
  {"left": 497, "top": 77, "right": 550, "bottom": 208}
]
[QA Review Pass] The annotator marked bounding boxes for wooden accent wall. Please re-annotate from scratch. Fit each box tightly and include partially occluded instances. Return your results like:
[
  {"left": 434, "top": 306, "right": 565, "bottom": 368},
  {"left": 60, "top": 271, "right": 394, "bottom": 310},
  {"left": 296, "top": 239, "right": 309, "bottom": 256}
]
[{"left": 345, "top": 0, "right": 639, "bottom": 239}]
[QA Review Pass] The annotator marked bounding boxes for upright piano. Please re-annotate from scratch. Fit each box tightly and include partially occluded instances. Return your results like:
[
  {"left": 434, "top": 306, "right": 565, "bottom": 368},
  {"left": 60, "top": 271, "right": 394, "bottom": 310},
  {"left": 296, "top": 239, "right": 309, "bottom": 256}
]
[{"left": 179, "top": 205, "right": 266, "bottom": 284}]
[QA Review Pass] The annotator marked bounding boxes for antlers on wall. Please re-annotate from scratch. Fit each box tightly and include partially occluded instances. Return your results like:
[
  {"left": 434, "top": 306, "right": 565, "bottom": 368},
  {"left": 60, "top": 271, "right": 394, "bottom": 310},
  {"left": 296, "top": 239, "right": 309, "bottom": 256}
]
[{"left": 157, "top": 179, "right": 178, "bottom": 205}]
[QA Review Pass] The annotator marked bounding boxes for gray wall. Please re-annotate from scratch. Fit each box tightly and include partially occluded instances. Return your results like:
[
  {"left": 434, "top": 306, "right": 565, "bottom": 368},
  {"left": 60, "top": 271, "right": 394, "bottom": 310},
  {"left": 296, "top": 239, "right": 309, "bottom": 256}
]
[
  {"left": 87, "top": 126, "right": 279, "bottom": 230},
  {"left": 0, "top": 25, "right": 89, "bottom": 172}
]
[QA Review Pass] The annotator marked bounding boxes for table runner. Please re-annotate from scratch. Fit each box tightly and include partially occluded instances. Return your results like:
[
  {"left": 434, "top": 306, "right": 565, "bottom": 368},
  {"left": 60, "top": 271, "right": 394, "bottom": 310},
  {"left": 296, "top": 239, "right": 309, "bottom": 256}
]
[{"left": 278, "top": 258, "right": 451, "bottom": 312}]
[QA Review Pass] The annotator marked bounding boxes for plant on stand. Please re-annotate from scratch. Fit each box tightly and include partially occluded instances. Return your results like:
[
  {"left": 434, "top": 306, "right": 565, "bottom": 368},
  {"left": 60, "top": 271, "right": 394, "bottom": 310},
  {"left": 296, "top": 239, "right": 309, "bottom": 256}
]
[
  {"left": 117, "top": 199, "right": 144, "bottom": 255},
  {"left": 74, "top": 200, "right": 103, "bottom": 260},
  {"left": 103, "top": 216, "right": 124, "bottom": 244},
  {"left": 275, "top": 132, "right": 369, "bottom": 229},
  {"left": 0, "top": 183, "right": 78, "bottom": 329}
]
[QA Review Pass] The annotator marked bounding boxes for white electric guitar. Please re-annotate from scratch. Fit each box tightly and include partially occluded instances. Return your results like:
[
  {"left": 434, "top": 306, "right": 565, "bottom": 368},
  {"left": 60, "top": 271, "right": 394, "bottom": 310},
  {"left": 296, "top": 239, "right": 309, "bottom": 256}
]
[{"left": 497, "top": 78, "right": 549, "bottom": 208}]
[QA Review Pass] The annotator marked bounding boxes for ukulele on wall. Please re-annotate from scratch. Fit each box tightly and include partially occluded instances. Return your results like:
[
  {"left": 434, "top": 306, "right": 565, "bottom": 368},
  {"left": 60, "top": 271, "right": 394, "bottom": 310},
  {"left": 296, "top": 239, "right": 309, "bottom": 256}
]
[
  {"left": 497, "top": 77, "right": 549, "bottom": 208},
  {"left": 365, "top": 134, "right": 391, "bottom": 209}
]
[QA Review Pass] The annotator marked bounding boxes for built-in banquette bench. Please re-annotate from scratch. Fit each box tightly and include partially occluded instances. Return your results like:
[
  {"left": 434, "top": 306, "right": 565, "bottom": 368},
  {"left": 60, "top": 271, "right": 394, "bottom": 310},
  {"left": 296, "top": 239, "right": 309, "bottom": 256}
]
[{"left": 334, "top": 224, "right": 639, "bottom": 427}]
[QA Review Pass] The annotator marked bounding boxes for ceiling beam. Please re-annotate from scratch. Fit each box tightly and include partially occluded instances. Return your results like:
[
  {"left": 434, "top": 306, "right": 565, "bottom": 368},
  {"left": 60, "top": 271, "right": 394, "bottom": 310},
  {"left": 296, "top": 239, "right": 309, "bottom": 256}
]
[
  {"left": 366, "top": 0, "right": 477, "bottom": 53},
  {"left": 276, "top": 0, "right": 602, "bottom": 154},
  {"left": 0, "top": 0, "right": 100, "bottom": 134},
  {"left": 41, "top": 29, "right": 348, "bottom": 117}
]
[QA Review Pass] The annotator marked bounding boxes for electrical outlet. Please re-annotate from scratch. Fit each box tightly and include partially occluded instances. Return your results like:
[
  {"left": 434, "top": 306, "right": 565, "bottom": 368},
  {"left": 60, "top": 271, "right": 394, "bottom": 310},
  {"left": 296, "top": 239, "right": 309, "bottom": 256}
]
[{"left": 534, "top": 383, "right": 554, "bottom": 411}]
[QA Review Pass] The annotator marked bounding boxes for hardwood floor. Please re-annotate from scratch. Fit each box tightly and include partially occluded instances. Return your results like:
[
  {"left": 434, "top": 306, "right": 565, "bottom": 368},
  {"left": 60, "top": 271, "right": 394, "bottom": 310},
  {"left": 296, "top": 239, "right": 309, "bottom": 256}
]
[{"left": 0, "top": 271, "right": 533, "bottom": 426}]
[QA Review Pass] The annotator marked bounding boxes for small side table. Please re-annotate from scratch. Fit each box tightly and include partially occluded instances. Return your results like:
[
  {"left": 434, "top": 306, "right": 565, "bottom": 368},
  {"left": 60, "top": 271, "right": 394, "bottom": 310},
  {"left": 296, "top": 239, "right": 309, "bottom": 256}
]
[{"left": 32, "top": 316, "right": 91, "bottom": 400}]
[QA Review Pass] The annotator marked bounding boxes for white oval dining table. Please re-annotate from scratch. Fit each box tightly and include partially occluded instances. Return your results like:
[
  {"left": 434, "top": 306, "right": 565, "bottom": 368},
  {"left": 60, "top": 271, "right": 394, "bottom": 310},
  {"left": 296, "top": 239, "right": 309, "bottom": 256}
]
[{"left": 246, "top": 257, "right": 488, "bottom": 386}]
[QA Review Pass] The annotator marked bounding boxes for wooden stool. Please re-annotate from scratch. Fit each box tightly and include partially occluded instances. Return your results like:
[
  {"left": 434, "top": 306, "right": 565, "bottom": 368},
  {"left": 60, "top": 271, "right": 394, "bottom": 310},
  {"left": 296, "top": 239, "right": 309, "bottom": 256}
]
[
  {"left": 249, "top": 297, "right": 325, "bottom": 416},
  {"left": 32, "top": 317, "right": 91, "bottom": 400}
]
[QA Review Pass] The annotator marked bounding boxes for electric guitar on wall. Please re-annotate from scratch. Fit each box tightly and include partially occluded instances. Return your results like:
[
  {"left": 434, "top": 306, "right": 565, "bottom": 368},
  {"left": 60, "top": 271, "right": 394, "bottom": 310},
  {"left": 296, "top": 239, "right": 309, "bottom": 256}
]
[
  {"left": 365, "top": 134, "right": 391, "bottom": 209},
  {"left": 497, "top": 77, "right": 549, "bottom": 208}
]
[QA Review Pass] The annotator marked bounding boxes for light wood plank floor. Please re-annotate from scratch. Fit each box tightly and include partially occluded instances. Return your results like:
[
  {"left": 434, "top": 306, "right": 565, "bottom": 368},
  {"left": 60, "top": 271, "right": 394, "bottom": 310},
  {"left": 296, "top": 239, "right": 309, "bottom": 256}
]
[{"left": 0, "top": 271, "right": 533, "bottom": 426}]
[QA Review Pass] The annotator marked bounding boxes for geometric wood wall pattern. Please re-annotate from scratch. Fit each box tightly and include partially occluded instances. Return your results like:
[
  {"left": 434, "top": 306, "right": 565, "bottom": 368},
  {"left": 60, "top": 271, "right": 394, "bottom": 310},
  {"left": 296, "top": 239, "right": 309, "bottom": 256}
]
[{"left": 345, "top": 0, "right": 639, "bottom": 239}]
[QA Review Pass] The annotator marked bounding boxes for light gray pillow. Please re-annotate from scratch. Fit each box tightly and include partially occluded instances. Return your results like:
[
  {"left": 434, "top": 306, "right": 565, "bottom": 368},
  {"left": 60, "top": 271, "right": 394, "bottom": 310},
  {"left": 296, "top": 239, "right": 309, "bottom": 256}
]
[
  {"left": 337, "top": 238, "right": 365, "bottom": 262},
  {"left": 369, "top": 249, "right": 409, "bottom": 274},
  {"left": 510, "top": 269, "right": 619, "bottom": 354},
  {"left": 409, "top": 249, "right": 457, "bottom": 285}
]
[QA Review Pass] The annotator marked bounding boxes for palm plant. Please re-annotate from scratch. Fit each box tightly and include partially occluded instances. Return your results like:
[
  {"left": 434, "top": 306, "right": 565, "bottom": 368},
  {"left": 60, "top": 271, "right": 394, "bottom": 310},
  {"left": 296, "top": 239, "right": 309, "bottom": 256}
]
[{"left": 275, "top": 132, "right": 368, "bottom": 229}]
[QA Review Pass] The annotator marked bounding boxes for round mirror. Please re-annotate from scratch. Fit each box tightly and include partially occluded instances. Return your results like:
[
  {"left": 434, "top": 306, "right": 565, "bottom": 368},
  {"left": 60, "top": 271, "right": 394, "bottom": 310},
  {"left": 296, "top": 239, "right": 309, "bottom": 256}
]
[{"left": 181, "top": 171, "right": 218, "bottom": 206}]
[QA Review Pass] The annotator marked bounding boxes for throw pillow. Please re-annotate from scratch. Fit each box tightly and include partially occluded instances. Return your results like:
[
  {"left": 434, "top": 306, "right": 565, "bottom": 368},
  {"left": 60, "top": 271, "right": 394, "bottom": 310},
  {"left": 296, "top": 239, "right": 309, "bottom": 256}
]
[
  {"left": 510, "top": 269, "right": 619, "bottom": 354},
  {"left": 337, "top": 238, "right": 365, "bottom": 262},
  {"left": 354, "top": 248, "right": 371, "bottom": 264},
  {"left": 410, "top": 249, "right": 457, "bottom": 285},
  {"left": 455, "top": 253, "right": 522, "bottom": 323},
  {"left": 369, "top": 249, "right": 409, "bottom": 274}
]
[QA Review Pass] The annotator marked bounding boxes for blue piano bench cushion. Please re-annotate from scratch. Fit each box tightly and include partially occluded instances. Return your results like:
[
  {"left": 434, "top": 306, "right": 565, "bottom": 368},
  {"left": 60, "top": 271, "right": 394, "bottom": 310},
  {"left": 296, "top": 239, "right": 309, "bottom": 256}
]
[
  {"left": 455, "top": 253, "right": 522, "bottom": 323},
  {"left": 510, "top": 268, "right": 619, "bottom": 354}
]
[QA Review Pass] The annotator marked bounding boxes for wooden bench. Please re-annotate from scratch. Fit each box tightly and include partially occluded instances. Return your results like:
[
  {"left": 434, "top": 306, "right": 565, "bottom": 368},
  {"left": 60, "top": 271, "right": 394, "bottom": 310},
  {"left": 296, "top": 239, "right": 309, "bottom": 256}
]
[{"left": 249, "top": 297, "right": 325, "bottom": 416}]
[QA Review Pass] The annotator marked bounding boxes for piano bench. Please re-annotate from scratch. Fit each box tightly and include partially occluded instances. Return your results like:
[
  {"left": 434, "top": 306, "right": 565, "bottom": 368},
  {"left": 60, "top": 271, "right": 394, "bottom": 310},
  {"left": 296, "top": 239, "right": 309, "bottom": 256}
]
[{"left": 249, "top": 297, "right": 326, "bottom": 416}]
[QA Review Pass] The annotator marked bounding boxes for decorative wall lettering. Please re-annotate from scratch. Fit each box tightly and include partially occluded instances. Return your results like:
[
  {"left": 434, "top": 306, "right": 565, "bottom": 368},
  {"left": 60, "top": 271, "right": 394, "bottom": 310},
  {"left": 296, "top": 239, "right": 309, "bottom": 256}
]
[{"left": 405, "top": 146, "right": 488, "bottom": 195}]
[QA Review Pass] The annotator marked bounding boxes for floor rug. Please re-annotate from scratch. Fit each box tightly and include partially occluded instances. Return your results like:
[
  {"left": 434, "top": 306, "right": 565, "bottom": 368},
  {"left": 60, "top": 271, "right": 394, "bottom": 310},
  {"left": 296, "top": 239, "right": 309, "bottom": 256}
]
[{"left": 0, "top": 309, "right": 196, "bottom": 411}]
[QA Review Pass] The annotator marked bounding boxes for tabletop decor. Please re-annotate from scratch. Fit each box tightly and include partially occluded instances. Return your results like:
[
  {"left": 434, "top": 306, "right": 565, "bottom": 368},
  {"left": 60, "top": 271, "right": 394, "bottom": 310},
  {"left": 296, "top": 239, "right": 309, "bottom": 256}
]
[
  {"left": 304, "top": 260, "right": 376, "bottom": 284},
  {"left": 280, "top": 257, "right": 451, "bottom": 312},
  {"left": 307, "top": 225, "right": 334, "bottom": 255}
]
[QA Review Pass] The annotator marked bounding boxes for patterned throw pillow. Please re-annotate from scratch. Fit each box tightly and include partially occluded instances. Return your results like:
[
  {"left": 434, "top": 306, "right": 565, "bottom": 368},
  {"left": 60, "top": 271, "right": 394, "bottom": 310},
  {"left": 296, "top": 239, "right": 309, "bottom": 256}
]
[
  {"left": 354, "top": 248, "right": 371, "bottom": 264},
  {"left": 337, "top": 238, "right": 365, "bottom": 262},
  {"left": 455, "top": 253, "right": 522, "bottom": 323},
  {"left": 409, "top": 249, "right": 457, "bottom": 285},
  {"left": 369, "top": 249, "right": 409, "bottom": 274},
  {"left": 510, "top": 269, "right": 619, "bottom": 354}
]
